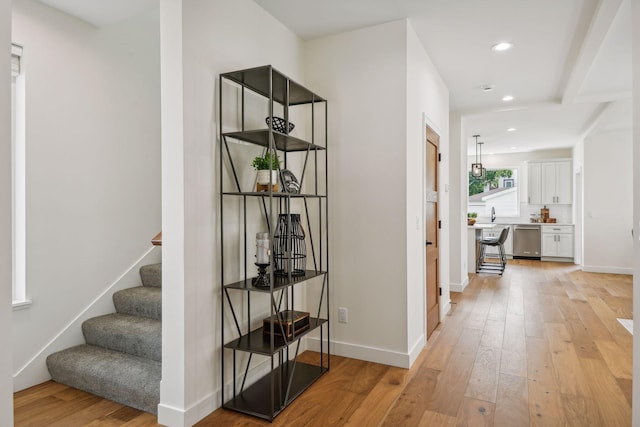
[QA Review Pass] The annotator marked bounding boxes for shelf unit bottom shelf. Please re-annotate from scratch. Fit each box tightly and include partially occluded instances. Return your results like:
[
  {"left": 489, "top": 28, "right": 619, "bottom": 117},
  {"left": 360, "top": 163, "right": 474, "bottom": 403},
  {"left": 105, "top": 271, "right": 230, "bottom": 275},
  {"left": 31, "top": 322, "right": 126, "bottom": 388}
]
[{"left": 223, "top": 360, "right": 328, "bottom": 421}]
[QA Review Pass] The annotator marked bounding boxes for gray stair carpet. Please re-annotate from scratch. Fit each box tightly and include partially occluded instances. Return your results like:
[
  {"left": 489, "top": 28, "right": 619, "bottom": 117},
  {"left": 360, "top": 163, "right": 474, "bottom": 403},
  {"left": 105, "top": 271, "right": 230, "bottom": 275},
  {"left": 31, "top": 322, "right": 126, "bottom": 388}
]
[
  {"left": 140, "top": 263, "right": 162, "bottom": 288},
  {"left": 47, "top": 263, "right": 162, "bottom": 414},
  {"left": 113, "top": 286, "right": 161, "bottom": 320},
  {"left": 47, "top": 344, "right": 160, "bottom": 414},
  {"left": 83, "top": 314, "right": 161, "bottom": 361}
]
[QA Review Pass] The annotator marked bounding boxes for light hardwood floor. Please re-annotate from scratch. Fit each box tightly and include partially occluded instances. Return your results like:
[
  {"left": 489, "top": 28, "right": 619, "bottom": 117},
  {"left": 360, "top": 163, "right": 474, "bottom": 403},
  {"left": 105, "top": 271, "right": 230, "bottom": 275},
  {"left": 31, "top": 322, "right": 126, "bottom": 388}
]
[{"left": 14, "top": 260, "right": 633, "bottom": 426}]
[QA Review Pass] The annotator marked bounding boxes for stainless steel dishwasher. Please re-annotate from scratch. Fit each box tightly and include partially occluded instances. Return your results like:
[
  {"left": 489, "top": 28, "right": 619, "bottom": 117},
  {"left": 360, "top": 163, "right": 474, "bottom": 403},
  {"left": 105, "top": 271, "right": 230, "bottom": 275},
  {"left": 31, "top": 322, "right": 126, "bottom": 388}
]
[{"left": 513, "top": 225, "right": 541, "bottom": 259}]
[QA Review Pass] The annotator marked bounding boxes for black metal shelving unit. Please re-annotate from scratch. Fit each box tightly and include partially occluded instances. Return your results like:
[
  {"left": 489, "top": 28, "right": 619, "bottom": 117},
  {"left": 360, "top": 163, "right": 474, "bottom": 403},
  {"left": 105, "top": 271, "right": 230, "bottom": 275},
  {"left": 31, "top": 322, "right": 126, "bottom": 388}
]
[{"left": 219, "top": 65, "right": 329, "bottom": 421}]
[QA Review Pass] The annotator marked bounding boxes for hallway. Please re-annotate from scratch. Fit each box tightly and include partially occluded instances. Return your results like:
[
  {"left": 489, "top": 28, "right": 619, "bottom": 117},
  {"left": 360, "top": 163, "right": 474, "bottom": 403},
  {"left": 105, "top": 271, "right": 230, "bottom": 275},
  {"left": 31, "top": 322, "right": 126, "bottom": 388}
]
[
  {"left": 201, "top": 260, "right": 632, "bottom": 426},
  {"left": 14, "top": 261, "right": 633, "bottom": 426}
]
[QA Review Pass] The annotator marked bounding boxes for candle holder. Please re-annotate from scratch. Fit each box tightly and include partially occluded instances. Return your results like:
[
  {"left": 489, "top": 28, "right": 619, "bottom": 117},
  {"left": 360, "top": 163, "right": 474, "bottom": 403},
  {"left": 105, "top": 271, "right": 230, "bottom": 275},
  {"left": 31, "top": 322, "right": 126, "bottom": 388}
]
[{"left": 252, "top": 263, "right": 270, "bottom": 288}]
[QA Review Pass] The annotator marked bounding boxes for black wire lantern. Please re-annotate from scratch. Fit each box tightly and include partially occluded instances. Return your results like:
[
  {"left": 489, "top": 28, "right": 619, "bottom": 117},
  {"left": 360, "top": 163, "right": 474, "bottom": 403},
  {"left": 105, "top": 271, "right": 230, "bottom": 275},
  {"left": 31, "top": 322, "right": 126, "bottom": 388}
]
[
  {"left": 471, "top": 135, "right": 484, "bottom": 178},
  {"left": 273, "top": 214, "right": 306, "bottom": 277}
]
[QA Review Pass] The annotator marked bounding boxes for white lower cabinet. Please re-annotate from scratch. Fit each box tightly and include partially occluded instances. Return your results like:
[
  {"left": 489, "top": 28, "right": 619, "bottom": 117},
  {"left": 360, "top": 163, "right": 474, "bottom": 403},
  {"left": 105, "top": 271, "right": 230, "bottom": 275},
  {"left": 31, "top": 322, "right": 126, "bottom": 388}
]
[{"left": 542, "top": 225, "right": 573, "bottom": 258}]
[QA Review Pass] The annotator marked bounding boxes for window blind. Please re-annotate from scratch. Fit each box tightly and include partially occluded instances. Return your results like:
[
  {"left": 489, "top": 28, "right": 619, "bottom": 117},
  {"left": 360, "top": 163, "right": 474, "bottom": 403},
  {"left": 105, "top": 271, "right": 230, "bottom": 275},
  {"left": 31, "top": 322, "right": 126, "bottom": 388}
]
[{"left": 11, "top": 44, "right": 22, "bottom": 77}]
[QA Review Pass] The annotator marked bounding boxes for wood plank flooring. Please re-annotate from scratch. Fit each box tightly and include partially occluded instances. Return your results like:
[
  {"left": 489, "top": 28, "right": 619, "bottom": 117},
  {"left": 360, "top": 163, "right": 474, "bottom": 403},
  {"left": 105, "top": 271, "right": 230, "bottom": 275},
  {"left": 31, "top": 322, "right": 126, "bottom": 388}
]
[{"left": 14, "top": 260, "right": 632, "bottom": 426}]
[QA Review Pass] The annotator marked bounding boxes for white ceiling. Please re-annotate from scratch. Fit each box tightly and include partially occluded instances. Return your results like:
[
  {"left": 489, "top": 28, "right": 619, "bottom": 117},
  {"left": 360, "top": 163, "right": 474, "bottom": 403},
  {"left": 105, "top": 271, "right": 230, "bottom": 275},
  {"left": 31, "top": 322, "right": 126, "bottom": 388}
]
[
  {"left": 37, "top": 0, "right": 157, "bottom": 27},
  {"left": 37, "top": 0, "right": 631, "bottom": 156},
  {"left": 256, "top": 0, "right": 632, "bottom": 155}
]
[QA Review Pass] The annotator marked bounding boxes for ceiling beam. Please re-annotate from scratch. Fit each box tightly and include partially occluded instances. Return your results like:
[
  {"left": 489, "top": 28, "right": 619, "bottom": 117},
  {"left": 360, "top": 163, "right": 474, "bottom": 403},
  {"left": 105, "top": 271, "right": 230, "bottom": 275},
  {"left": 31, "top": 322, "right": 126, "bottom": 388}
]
[
  {"left": 580, "top": 102, "right": 611, "bottom": 137},
  {"left": 561, "top": 0, "right": 624, "bottom": 105},
  {"left": 574, "top": 90, "right": 632, "bottom": 104},
  {"left": 582, "top": 99, "right": 632, "bottom": 137},
  {"left": 455, "top": 101, "right": 562, "bottom": 119}
]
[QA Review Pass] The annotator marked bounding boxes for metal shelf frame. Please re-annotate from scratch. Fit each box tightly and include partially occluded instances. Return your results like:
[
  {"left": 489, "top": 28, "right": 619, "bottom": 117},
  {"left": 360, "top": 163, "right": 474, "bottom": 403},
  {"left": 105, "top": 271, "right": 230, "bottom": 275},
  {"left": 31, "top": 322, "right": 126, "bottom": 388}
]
[{"left": 219, "top": 65, "right": 329, "bottom": 421}]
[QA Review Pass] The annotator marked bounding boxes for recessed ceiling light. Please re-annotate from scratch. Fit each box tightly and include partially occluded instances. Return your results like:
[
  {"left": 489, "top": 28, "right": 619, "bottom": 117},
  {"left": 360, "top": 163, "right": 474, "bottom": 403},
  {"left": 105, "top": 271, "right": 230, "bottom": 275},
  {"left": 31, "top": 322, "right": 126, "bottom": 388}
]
[
  {"left": 510, "top": 147, "right": 516, "bottom": 150},
  {"left": 507, "top": 127, "right": 517, "bottom": 132},
  {"left": 481, "top": 84, "right": 494, "bottom": 92},
  {"left": 502, "top": 95, "right": 514, "bottom": 102},
  {"left": 492, "top": 42, "right": 513, "bottom": 52}
]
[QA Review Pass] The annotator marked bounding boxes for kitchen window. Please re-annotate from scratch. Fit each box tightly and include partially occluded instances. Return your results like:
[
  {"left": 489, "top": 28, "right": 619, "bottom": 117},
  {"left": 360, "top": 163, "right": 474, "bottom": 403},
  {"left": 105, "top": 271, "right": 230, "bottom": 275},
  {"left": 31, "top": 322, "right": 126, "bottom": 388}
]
[{"left": 468, "top": 167, "right": 519, "bottom": 217}]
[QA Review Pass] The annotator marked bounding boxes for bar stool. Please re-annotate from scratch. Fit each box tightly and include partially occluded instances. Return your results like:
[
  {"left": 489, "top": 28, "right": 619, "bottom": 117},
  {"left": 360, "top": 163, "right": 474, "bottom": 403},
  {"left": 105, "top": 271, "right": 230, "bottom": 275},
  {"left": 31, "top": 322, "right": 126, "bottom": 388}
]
[{"left": 476, "top": 227, "right": 510, "bottom": 275}]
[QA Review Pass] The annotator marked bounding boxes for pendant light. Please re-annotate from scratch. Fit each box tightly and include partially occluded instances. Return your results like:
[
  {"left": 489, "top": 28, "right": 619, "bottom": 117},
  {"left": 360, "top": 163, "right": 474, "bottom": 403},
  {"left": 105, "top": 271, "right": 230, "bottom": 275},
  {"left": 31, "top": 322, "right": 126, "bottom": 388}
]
[{"left": 471, "top": 135, "right": 483, "bottom": 178}]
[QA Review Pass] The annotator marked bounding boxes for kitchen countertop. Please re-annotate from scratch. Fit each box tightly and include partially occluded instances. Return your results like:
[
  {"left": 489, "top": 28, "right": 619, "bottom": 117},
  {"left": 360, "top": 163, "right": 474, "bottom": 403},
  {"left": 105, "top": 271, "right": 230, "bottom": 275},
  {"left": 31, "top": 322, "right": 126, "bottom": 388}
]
[
  {"left": 469, "top": 222, "right": 574, "bottom": 227},
  {"left": 468, "top": 223, "right": 497, "bottom": 229}
]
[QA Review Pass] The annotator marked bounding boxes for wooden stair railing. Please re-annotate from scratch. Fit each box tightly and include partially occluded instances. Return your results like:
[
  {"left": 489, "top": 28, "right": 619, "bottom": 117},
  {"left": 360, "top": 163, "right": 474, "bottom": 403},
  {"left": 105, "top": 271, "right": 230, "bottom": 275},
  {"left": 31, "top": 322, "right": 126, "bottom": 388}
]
[{"left": 152, "top": 232, "right": 162, "bottom": 246}]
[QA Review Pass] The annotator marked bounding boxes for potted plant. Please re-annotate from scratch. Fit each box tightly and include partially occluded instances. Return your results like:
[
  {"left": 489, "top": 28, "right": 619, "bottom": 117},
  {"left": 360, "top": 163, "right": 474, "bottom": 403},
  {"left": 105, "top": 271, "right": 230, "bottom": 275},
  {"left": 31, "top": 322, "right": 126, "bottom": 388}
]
[
  {"left": 252, "top": 151, "right": 281, "bottom": 192},
  {"left": 467, "top": 212, "right": 477, "bottom": 226}
]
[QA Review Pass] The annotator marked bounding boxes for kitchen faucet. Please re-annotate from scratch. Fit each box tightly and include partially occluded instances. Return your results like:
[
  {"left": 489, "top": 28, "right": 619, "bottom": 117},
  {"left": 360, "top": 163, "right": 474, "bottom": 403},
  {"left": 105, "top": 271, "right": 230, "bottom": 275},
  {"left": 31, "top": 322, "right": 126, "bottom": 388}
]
[{"left": 491, "top": 207, "right": 496, "bottom": 223}]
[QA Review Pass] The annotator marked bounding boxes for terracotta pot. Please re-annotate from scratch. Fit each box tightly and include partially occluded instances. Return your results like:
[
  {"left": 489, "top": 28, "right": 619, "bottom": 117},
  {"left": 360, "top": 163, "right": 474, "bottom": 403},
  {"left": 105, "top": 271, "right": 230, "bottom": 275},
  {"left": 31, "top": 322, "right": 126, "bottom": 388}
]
[{"left": 467, "top": 218, "right": 476, "bottom": 226}]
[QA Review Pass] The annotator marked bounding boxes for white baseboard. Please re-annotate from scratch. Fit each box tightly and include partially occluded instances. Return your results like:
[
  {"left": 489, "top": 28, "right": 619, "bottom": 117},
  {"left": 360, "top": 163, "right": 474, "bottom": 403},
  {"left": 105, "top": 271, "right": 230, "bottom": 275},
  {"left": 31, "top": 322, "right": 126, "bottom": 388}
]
[
  {"left": 157, "top": 403, "right": 188, "bottom": 427},
  {"left": 450, "top": 277, "right": 469, "bottom": 293},
  {"left": 407, "top": 335, "right": 425, "bottom": 368},
  {"left": 158, "top": 391, "right": 217, "bottom": 427},
  {"left": 581, "top": 265, "right": 633, "bottom": 275},
  {"left": 306, "top": 337, "right": 413, "bottom": 369},
  {"left": 12, "top": 247, "right": 161, "bottom": 392}
]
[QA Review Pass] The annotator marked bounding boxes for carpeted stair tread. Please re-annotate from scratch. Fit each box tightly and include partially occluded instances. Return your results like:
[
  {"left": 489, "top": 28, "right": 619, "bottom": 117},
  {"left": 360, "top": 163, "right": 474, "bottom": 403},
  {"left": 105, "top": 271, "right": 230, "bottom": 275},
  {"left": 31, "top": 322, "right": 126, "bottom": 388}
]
[
  {"left": 46, "top": 344, "right": 160, "bottom": 414},
  {"left": 113, "top": 286, "right": 161, "bottom": 320},
  {"left": 82, "top": 314, "right": 161, "bottom": 362},
  {"left": 140, "top": 263, "right": 161, "bottom": 288},
  {"left": 47, "top": 263, "right": 162, "bottom": 414}
]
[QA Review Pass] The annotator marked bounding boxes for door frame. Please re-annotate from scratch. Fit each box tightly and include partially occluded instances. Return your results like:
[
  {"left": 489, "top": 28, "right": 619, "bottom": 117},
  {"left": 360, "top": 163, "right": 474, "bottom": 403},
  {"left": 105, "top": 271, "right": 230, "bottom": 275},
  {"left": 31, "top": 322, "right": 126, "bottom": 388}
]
[
  {"left": 422, "top": 113, "right": 444, "bottom": 341},
  {"left": 574, "top": 168, "right": 583, "bottom": 266}
]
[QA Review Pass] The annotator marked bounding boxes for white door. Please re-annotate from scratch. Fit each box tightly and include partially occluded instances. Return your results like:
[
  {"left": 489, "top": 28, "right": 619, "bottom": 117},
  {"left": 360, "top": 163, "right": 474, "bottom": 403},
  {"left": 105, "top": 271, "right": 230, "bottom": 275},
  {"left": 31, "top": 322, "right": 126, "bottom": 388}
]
[{"left": 425, "top": 125, "right": 440, "bottom": 339}]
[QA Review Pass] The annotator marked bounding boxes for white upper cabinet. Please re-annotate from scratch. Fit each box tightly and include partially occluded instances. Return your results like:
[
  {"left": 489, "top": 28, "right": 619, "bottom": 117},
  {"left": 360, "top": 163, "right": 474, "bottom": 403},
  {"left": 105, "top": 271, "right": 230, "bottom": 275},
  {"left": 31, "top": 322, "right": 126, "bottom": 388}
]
[
  {"left": 554, "top": 160, "right": 572, "bottom": 204},
  {"left": 528, "top": 159, "right": 572, "bottom": 205},
  {"left": 528, "top": 162, "right": 542, "bottom": 204}
]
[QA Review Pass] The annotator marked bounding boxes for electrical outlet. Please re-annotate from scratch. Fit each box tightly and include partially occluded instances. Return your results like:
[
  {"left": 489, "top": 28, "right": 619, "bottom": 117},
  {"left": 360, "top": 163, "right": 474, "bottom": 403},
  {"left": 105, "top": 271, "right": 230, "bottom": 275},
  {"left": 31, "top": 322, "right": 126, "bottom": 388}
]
[{"left": 338, "top": 307, "right": 348, "bottom": 323}]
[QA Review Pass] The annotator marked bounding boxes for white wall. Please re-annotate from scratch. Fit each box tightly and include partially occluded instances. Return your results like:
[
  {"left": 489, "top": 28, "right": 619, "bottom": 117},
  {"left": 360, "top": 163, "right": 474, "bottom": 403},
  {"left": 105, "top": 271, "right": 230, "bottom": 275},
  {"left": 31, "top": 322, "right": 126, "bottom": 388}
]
[
  {"left": 303, "top": 20, "right": 450, "bottom": 368},
  {"left": 632, "top": 2, "right": 640, "bottom": 424},
  {"left": 160, "top": 1, "right": 306, "bottom": 425},
  {"left": 11, "top": 0, "right": 160, "bottom": 390},
  {"left": 1, "top": 0, "right": 15, "bottom": 423},
  {"left": 572, "top": 139, "right": 585, "bottom": 264},
  {"left": 304, "top": 20, "right": 409, "bottom": 366},
  {"left": 582, "top": 131, "right": 633, "bottom": 274},
  {"left": 405, "top": 22, "right": 450, "bottom": 360},
  {"left": 449, "top": 113, "right": 468, "bottom": 291},
  {"left": 159, "top": 0, "right": 186, "bottom": 422}
]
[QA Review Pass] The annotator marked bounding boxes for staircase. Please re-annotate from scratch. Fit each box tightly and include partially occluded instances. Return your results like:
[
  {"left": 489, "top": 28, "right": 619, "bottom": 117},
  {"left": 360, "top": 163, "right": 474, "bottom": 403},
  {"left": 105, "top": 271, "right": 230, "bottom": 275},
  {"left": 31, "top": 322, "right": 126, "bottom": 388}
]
[{"left": 46, "top": 263, "right": 162, "bottom": 414}]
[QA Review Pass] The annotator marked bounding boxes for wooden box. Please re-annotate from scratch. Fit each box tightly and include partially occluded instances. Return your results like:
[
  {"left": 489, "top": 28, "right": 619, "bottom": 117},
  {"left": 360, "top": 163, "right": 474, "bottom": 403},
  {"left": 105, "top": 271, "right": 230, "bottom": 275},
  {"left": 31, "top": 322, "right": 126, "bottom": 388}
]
[{"left": 263, "top": 310, "right": 310, "bottom": 340}]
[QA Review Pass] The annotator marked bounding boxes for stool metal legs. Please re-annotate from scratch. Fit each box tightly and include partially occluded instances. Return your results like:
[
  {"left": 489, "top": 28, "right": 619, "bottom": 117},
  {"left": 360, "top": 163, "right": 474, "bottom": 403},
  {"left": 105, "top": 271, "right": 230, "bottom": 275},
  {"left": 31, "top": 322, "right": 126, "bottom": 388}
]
[{"left": 476, "top": 242, "right": 507, "bottom": 275}]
